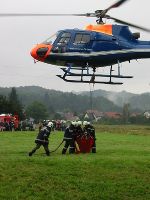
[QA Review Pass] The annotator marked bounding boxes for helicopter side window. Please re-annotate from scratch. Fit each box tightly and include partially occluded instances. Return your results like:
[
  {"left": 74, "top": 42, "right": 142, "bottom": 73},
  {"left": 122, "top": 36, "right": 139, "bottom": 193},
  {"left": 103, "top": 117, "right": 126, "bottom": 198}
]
[
  {"left": 57, "top": 32, "right": 71, "bottom": 45},
  {"left": 74, "top": 34, "right": 90, "bottom": 44}
]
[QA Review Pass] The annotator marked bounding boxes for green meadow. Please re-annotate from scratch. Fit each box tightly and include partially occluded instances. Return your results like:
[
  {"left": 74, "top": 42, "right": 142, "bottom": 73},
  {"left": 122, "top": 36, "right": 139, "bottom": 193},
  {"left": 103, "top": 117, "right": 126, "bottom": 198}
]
[{"left": 0, "top": 125, "right": 150, "bottom": 200}]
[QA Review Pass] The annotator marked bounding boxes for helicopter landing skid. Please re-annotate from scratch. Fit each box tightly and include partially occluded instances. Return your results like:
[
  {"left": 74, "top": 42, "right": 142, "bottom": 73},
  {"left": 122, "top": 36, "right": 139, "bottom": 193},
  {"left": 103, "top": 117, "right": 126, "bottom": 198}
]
[
  {"left": 57, "top": 75, "right": 123, "bottom": 85},
  {"left": 57, "top": 64, "right": 133, "bottom": 85}
]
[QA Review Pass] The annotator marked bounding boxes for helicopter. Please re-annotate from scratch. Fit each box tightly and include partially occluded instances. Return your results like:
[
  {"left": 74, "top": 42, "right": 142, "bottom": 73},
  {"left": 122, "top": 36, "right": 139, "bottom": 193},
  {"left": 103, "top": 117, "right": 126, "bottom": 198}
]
[{"left": 1, "top": 0, "right": 150, "bottom": 85}]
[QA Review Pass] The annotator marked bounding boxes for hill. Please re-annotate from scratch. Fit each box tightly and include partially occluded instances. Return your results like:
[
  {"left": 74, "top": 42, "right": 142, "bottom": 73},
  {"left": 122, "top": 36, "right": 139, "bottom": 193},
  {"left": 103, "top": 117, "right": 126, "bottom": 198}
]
[
  {"left": 80, "top": 89, "right": 150, "bottom": 111},
  {"left": 0, "top": 86, "right": 149, "bottom": 113},
  {"left": 0, "top": 86, "right": 121, "bottom": 114}
]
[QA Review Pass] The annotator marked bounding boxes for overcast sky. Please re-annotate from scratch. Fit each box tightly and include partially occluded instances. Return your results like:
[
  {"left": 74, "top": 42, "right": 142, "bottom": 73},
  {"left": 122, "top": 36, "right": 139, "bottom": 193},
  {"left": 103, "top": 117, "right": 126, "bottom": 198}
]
[{"left": 0, "top": 0, "right": 150, "bottom": 94}]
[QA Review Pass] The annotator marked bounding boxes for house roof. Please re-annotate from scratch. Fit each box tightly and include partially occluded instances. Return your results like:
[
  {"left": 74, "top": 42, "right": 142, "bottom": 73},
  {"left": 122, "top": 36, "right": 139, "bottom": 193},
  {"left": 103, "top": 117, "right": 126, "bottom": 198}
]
[
  {"left": 104, "top": 112, "right": 122, "bottom": 119},
  {"left": 86, "top": 110, "right": 103, "bottom": 117},
  {"left": 84, "top": 112, "right": 95, "bottom": 120},
  {"left": 64, "top": 112, "right": 79, "bottom": 121}
]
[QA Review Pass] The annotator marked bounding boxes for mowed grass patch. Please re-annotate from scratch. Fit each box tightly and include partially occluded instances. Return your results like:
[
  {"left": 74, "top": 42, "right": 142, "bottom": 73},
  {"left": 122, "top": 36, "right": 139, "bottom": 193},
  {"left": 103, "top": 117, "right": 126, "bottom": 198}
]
[{"left": 0, "top": 126, "right": 150, "bottom": 200}]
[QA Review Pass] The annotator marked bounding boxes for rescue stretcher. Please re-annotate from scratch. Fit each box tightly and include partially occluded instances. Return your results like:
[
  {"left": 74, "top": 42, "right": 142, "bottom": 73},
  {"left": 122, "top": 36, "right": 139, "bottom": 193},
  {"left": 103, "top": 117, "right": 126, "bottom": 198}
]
[{"left": 75, "top": 134, "right": 94, "bottom": 153}]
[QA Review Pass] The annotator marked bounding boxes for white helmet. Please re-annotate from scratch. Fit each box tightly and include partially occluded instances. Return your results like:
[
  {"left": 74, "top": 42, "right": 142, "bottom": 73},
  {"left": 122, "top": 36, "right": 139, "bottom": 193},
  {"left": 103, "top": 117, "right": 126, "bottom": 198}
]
[
  {"left": 83, "top": 121, "right": 90, "bottom": 126},
  {"left": 47, "top": 121, "right": 53, "bottom": 127},
  {"left": 77, "top": 121, "right": 82, "bottom": 126},
  {"left": 71, "top": 121, "right": 76, "bottom": 126}
]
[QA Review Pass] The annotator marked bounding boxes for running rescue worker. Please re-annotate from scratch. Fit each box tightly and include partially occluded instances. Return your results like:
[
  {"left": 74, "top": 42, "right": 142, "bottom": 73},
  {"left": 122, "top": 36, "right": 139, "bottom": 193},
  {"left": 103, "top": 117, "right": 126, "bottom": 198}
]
[
  {"left": 62, "top": 121, "right": 76, "bottom": 154},
  {"left": 29, "top": 122, "right": 53, "bottom": 156}
]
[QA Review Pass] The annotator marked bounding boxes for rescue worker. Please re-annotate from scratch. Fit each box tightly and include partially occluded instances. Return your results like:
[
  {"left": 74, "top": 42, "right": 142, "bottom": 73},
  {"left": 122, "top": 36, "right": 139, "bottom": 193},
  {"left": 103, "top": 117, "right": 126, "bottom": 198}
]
[
  {"left": 75, "top": 121, "right": 83, "bottom": 137},
  {"left": 4, "top": 119, "right": 9, "bottom": 131},
  {"left": 29, "top": 121, "right": 53, "bottom": 156},
  {"left": 9, "top": 120, "right": 14, "bottom": 131},
  {"left": 74, "top": 121, "right": 83, "bottom": 153},
  {"left": 62, "top": 121, "right": 76, "bottom": 154},
  {"left": 83, "top": 121, "right": 96, "bottom": 153}
]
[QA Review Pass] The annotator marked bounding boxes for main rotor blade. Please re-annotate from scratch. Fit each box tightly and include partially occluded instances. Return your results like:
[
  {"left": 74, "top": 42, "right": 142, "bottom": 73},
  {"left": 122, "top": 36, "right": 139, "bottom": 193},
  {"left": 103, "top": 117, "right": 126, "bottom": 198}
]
[
  {"left": 107, "top": 0, "right": 129, "bottom": 10},
  {"left": 107, "top": 15, "right": 150, "bottom": 33},
  {"left": 0, "top": 13, "right": 93, "bottom": 17},
  {"left": 100, "top": 0, "right": 129, "bottom": 17}
]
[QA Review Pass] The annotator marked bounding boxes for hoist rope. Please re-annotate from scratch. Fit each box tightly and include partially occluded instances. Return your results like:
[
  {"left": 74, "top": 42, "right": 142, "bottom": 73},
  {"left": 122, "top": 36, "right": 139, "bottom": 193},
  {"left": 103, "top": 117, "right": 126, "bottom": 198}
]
[{"left": 89, "top": 83, "right": 95, "bottom": 111}]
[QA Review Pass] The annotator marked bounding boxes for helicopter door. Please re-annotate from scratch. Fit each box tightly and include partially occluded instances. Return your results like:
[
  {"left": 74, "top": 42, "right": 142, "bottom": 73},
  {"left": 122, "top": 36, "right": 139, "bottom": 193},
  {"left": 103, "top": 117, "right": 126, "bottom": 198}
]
[
  {"left": 72, "top": 33, "right": 91, "bottom": 52},
  {"left": 52, "top": 32, "right": 71, "bottom": 53}
]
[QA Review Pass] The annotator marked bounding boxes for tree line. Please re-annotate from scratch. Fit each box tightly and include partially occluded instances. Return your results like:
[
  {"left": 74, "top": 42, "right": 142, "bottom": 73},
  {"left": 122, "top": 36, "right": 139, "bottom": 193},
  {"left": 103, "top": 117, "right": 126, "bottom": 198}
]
[
  {"left": 0, "top": 87, "right": 24, "bottom": 119},
  {"left": 0, "top": 88, "right": 49, "bottom": 121},
  {"left": 0, "top": 86, "right": 149, "bottom": 125},
  {"left": 0, "top": 86, "right": 121, "bottom": 121}
]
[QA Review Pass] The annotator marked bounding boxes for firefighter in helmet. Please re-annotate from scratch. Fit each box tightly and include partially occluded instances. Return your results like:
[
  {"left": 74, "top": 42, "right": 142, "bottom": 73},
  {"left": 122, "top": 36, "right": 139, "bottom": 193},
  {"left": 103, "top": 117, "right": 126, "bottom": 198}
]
[
  {"left": 62, "top": 121, "right": 76, "bottom": 154},
  {"left": 83, "top": 121, "right": 96, "bottom": 153},
  {"left": 29, "top": 121, "right": 53, "bottom": 156},
  {"left": 75, "top": 121, "right": 83, "bottom": 137}
]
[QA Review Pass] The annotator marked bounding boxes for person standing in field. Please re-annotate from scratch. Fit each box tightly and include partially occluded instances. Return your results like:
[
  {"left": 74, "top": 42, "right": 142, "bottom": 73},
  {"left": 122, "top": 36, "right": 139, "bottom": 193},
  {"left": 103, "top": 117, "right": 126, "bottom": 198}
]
[
  {"left": 83, "top": 121, "right": 96, "bottom": 153},
  {"left": 29, "top": 122, "right": 53, "bottom": 156},
  {"left": 75, "top": 121, "right": 83, "bottom": 137},
  {"left": 62, "top": 121, "right": 76, "bottom": 154}
]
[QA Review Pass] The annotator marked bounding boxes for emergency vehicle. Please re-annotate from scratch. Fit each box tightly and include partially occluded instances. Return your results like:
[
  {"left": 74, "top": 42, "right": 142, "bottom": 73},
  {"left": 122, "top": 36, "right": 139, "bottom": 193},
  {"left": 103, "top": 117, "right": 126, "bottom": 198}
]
[{"left": 0, "top": 114, "right": 19, "bottom": 130}]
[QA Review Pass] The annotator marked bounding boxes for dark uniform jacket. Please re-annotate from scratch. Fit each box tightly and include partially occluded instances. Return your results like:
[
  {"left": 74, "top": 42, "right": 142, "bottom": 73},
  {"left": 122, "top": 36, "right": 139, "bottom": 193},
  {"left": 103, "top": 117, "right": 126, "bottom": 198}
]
[
  {"left": 83, "top": 124, "right": 96, "bottom": 140},
  {"left": 75, "top": 126, "right": 83, "bottom": 138},
  {"left": 63, "top": 124, "right": 75, "bottom": 141},
  {"left": 35, "top": 126, "right": 51, "bottom": 144}
]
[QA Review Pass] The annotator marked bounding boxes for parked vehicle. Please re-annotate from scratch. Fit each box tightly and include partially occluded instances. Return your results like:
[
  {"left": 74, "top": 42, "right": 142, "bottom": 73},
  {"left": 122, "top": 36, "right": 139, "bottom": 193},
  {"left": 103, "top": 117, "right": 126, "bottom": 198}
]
[{"left": 0, "top": 114, "right": 19, "bottom": 131}]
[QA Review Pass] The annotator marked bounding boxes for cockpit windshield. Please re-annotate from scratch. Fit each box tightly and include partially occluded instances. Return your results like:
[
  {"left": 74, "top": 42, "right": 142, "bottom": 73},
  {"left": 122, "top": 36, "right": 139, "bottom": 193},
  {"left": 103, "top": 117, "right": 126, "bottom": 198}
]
[{"left": 43, "top": 32, "right": 60, "bottom": 45}]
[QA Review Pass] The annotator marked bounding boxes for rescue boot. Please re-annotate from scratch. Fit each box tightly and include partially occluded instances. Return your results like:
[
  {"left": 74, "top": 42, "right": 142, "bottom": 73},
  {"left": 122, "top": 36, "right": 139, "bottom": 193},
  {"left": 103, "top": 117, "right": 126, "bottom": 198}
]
[
  {"left": 46, "top": 151, "right": 50, "bottom": 156},
  {"left": 29, "top": 148, "right": 37, "bottom": 156},
  {"left": 92, "top": 148, "right": 96, "bottom": 153},
  {"left": 28, "top": 152, "right": 33, "bottom": 156},
  {"left": 69, "top": 147, "right": 75, "bottom": 154},
  {"left": 62, "top": 148, "right": 67, "bottom": 154}
]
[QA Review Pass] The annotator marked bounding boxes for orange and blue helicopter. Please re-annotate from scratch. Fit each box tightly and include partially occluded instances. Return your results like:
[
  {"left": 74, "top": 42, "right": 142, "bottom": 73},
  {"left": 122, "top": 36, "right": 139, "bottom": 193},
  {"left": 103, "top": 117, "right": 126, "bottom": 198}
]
[{"left": 1, "top": 0, "right": 150, "bottom": 84}]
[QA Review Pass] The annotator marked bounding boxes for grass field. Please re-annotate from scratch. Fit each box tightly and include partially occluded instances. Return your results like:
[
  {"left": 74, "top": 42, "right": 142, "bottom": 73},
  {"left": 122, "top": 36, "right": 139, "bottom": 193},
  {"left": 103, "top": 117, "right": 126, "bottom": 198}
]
[{"left": 0, "top": 125, "right": 150, "bottom": 200}]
